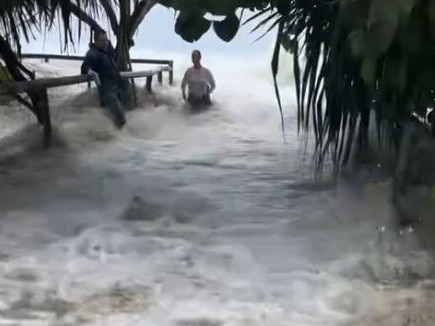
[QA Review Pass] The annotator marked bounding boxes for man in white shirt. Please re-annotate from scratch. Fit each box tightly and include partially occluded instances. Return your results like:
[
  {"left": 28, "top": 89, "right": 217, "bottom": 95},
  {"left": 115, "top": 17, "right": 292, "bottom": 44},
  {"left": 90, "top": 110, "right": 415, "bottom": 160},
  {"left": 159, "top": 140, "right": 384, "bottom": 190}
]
[{"left": 181, "top": 50, "right": 216, "bottom": 105}]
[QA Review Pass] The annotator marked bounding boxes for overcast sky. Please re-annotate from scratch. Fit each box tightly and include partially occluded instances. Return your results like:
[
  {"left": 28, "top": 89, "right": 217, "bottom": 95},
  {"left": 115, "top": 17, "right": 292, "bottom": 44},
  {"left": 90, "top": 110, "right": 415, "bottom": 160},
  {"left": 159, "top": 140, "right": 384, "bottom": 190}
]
[{"left": 22, "top": 5, "right": 276, "bottom": 60}]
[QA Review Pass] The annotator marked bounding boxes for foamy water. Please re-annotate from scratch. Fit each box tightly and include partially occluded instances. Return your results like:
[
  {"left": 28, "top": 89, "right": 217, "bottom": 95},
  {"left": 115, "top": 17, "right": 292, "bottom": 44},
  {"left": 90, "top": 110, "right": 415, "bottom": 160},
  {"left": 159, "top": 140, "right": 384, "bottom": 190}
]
[{"left": 0, "top": 57, "right": 434, "bottom": 325}]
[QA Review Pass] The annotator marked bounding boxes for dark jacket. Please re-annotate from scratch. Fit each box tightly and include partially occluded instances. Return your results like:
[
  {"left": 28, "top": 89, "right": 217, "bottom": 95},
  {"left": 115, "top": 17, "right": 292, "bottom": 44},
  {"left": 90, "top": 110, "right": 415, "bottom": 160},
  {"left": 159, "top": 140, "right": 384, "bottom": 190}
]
[{"left": 81, "top": 43, "right": 121, "bottom": 90}]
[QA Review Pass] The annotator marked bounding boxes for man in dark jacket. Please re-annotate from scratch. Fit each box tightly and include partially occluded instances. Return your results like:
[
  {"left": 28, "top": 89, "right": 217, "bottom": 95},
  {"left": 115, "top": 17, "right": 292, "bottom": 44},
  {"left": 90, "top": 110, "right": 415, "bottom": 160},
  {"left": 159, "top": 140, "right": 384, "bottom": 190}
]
[{"left": 81, "top": 29, "right": 126, "bottom": 128}]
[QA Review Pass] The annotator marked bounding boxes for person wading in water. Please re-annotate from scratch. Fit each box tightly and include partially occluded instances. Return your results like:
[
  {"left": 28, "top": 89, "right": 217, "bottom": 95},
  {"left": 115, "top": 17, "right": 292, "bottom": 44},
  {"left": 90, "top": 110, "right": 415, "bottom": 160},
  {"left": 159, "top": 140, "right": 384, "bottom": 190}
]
[{"left": 181, "top": 50, "right": 216, "bottom": 106}]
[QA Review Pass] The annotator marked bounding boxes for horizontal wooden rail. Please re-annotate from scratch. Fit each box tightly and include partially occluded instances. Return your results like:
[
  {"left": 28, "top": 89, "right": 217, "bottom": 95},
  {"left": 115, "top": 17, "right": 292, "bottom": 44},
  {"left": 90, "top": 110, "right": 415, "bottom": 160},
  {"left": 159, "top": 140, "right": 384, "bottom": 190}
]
[
  {"left": 119, "top": 67, "right": 172, "bottom": 92},
  {"left": 21, "top": 53, "right": 173, "bottom": 66},
  {"left": 0, "top": 67, "right": 172, "bottom": 96},
  {"left": 20, "top": 53, "right": 174, "bottom": 86},
  {"left": 0, "top": 75, "right": 92, "bottom": 95},
  {"left": 120, "top": 66, "right": 171, "bottom": 79},
  {"left": 0, "top": 65, "right": 173, "bottom": 147}
]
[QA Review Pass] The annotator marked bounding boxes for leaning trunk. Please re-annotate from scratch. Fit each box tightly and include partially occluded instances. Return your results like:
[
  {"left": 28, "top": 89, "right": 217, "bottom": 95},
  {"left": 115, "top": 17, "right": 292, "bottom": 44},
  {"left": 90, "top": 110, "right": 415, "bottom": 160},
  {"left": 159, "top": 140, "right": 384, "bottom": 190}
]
[
  {"left": 115, "top": 35, "right": 136, "bottom": 110},
  {"left": 0, "top": 35, "right": 45, "bottom": 123},
  {"left": 71, "top": 0, "right": 158, "bottom": 110},
  {"left": 114, "top": 0, "right": 136, "bottom": 110}
]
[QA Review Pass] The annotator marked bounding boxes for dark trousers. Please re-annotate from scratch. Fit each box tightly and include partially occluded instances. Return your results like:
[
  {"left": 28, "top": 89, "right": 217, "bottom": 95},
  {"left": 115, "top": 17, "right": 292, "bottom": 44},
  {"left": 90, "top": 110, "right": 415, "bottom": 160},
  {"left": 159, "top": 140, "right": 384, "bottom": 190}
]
[
  {"left": 99, "top": 86, "right": 126, "bottom": 128},
  {"left": 187, "top": 92, "right": 211, "bottom": 106}
]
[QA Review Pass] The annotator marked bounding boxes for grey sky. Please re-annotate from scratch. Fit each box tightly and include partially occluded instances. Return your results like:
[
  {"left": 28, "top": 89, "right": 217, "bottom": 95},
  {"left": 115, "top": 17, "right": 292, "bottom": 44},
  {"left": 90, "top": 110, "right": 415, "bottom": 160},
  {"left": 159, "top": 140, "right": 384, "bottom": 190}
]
[{"left": 22, "top": 5, "right": 276, "bottom": 59}]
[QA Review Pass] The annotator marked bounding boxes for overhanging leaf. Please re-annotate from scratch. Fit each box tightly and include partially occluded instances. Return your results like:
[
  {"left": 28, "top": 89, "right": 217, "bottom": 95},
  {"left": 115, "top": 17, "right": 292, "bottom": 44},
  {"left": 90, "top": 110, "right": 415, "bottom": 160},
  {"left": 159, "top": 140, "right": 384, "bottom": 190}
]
[
  {"left": 175, "top": 10, "right": 211, "bottom": 42},
  {"left": 205, "top": 0, "right": 240, "bottom": 16},
  {"left": 212, "top": 12, "right": 240, "bottom": 42}
]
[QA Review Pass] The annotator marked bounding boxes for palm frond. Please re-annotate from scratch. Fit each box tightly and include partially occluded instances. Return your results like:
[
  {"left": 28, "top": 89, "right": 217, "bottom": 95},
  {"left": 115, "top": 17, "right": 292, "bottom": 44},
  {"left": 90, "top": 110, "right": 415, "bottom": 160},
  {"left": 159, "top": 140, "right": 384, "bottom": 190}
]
[
  {"left": 0, "top": 0, "right": 106, "bottom": 57},
  {"left": 249, "top": 0, "right": 375, "bottom": 173}
]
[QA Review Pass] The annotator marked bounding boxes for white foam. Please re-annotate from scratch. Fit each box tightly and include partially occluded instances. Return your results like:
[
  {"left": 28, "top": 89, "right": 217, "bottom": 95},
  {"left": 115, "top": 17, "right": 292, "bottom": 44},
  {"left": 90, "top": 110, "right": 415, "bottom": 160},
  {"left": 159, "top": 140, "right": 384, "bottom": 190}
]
[{"left": 0, "top": 54, "right": 434, "bottom": 326}]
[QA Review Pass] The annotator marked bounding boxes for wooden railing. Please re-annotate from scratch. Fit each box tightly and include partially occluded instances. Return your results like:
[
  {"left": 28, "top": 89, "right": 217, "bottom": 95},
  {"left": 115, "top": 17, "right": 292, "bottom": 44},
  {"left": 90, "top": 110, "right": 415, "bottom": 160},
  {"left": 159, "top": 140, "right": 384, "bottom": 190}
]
[
  {"left": 0, "top": 53, "right": 175, "bottom": 147},
  {"left": 0, "top": 69, "right": 172, "bottom": 95},
  {"left": 20, "top": 52, "right": 174, "bottom": 85}
]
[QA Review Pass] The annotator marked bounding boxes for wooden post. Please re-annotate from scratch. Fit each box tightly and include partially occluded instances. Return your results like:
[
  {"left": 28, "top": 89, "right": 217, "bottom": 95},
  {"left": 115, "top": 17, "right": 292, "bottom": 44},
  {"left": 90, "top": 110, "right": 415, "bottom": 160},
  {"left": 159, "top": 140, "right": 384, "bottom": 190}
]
[
  {"left": 158, "top": 71, "right": 163, "bottom": 84},
  {"left": 169, "top": 61, "right": 173, "bottom": 85},
  {"left": 44, "top": 57, "right": 49, "bottom": 63},
  {"left": 131, "top": 78, "right": 138, "bottom": 107},
  {"left": 37, "top": 86, "right": 51, "bottom": 148},
  {"left": 146, "top": 76, "right": 152, "bottom": 92}
]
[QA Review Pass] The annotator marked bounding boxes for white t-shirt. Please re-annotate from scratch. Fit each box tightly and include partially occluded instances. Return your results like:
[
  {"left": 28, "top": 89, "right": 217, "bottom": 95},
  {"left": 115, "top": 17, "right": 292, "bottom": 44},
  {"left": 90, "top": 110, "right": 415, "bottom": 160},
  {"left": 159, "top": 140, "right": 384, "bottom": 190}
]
[{"left": 181, "top": 66, "right": 216, "bottom": 97}]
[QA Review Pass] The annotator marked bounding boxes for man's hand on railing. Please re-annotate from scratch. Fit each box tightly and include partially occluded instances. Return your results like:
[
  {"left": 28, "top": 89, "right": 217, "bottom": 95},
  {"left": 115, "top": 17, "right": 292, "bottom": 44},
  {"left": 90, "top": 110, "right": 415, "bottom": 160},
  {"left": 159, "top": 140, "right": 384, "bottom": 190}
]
[{"left": 87, "top": 70, "right": 101, "bottom": 86}]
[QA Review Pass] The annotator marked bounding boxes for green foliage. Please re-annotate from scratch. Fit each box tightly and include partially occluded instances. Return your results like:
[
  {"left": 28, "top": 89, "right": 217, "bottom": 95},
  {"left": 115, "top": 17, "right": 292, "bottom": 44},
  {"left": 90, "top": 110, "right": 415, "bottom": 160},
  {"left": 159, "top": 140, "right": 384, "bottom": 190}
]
[
  {"left": 172, "top": 7, "right": 240, "bottom": 43},
  {"left": 162, "top": 0, "right": 435, "bottom": 171},
  {"left": 212, "top": 13, "right": 240, "bottom": 42},
  {"left": 343, "top": 0, "right": 435, "bottom": 120},
  {"left": 160, "top": 0, "right": 267, "bottom": 42},
  {"left": 175, "top": 10, "right": 211, "bottom": 42},
  {"left": 0, "top": 0, "right": 103, "bottom": 54},
  {"left": 5, "top": 0, "right": 435, "bottom": 172}
]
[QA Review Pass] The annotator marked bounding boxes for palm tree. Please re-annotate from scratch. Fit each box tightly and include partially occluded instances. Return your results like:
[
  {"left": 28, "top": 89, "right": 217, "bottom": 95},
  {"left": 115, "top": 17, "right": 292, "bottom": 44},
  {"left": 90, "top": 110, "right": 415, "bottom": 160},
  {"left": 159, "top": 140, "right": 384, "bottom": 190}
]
[
  {"left": 0, "top": 0, "right": 163, "bottom": 118},
  {"left": 4, "top": 0, "right": 433, "bottom": 171},
  {"left": 252, "top": 0, "right": 374, "bottom": 172},
  {"left": 161, "top": 0, "right": 435, "bottom": 173},
  {"left": 75, "top": 0, "right": 160, "bottom": 108},
  {"left": 0, "top": 0, "right": 103, "bottom": 121},
  {"left": 256, "top": 0, "right": 435, "bottom": 173},
  {"left": 158, "top": 0, "right": 371, "bottom": 172}
]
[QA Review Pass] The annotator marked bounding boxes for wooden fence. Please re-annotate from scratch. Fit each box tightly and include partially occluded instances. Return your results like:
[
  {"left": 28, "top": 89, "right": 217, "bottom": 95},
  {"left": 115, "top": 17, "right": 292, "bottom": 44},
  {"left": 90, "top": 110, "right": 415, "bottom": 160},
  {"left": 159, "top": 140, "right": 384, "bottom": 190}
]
[
  {"left": 0, "top": 53, "right": 175, "bottom": 147},
  {"left": 20, "top": 52, "right": 174, "bottom": 86}
]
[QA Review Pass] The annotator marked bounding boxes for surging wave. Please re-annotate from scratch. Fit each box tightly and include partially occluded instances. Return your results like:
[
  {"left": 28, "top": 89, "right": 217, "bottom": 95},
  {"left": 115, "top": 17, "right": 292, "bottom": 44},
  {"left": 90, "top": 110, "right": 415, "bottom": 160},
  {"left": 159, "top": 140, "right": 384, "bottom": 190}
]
[{"left": 0, "top": 57, "right": 434, "bottom": 325}]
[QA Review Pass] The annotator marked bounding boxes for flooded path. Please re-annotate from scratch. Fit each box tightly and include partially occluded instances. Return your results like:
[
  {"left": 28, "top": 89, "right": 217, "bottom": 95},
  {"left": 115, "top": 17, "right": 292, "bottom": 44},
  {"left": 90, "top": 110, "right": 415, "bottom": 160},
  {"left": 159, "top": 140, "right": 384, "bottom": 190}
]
[{"left": 0, "top": 59, "right": 434, "bottom": 325}]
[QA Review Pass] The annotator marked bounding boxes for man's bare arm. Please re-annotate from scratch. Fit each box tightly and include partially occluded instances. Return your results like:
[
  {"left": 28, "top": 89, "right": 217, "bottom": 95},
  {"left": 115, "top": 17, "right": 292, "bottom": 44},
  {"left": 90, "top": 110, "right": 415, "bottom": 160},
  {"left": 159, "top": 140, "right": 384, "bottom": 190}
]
[
  {"left": 206, "top": 69, "right": 216, "bottom": 93},
  {"left": 181, "top": 69, "right": 189, "bottom": 99}
]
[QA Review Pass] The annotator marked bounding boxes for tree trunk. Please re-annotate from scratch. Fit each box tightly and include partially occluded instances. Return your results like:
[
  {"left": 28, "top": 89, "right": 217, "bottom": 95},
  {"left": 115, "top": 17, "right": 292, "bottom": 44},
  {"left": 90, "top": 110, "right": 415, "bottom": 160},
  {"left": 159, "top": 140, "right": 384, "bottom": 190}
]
[
  {"left": 114, "top": 36, "right": 136, "bottom": 110},
  {"left": 115, "top": 0, "right": 136, "bottom": 110},
  {"left": 69, "top": 0, "right": 158, "bottom": 110},
  {"left": 0, "top": 35, "right": 44, "bottom": 123}
]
